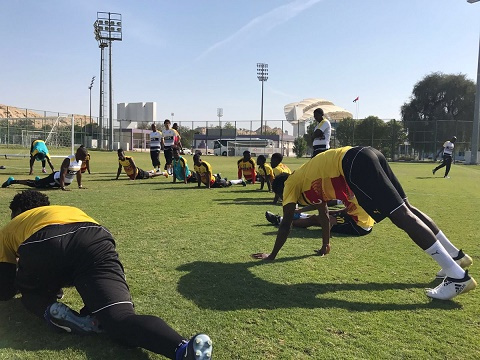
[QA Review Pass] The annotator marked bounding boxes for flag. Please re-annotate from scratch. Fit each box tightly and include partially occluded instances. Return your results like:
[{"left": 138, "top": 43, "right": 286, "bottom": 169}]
[{"left": 353, "top": 96, "right": 359, "bottom": 103}]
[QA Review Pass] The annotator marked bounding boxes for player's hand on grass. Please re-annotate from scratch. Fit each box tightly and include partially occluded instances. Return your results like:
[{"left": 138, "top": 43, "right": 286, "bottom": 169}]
[
  {"left": 314, "top": 243, "right": 331, "bottom": 256},
  {"left": 251, "top": 253, "right": 274, "bottom": 260}
]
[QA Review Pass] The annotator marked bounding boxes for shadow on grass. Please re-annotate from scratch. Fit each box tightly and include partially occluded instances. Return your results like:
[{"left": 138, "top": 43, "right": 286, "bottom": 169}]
[
  {"left": 177, "top": 256, "right": 462, "bottom": 312},
  {"left": 0, "top": 299, "right": 151, "bottom": 359}
]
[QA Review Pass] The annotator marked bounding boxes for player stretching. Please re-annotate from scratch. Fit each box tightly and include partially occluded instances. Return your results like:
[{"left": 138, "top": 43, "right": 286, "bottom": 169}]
[
  {"left": 253, "top": 146, "right": 475, "bottom": 301},
  {"left": 116, "top": 149, "right": 168, "bottom": 180}
]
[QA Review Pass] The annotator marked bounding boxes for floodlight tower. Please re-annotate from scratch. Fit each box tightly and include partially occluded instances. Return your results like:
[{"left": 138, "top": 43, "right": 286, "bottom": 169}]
[
  {"left": 88, "top": 76, "right": 96, "bottom": 127},
  {"left": 467, "top": 0, "right": 480, "bottom": 164},
  {"left": 257, "top": 63, "right": 268, "bottom": 136},
  {"left": 93, "top": 12, "right": 122, "bottom": 150},
  {"left": 217, "top": 108, "right": 223, "bottom": 137}
]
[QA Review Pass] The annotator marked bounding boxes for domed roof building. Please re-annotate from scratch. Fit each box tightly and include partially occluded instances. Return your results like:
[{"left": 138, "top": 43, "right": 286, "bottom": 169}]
[{"left": 284, "top": 98, "right": 352, "bottom": 137}]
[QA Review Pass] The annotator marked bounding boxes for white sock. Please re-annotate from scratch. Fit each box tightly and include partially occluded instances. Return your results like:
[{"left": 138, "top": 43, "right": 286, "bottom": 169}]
[
  {"left": 435, "top": 230, "right": 459, "bottom": 257},
  {"left": 425, "top": 241, "right": 465, "bottom": 279},
  {"left": 229, "top": 179, "right": 243, "bottom": 185},
  {"left": 298, "top": 212, "right": 309, "bottom": 219}
]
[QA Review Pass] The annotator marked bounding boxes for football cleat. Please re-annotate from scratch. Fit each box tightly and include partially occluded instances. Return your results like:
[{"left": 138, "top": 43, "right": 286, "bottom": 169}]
[
  {"left": 241, "top": 180, "right": 247, "bottom": 187},
  {"left": 432, "top": 168, "right": 436, "bottom": 175},
  {"left": 42, "top": 168, "right": 47, "bottom": 173},
  {"left": 44, "top": 302, "right": 103, "bottom": 334},
  {"left": 426, "top": 271, "right": 477, "bottom": 300},
  {"left": 436, "top": 250, "right": 473, "bottom": 278},
  {"left": 2, "top": 176, "right": 14, "bottom": 188},
  {"left": 265, "top": 211, "right": 281, "bottom": 226},
  {"left": 182, "top": 334, "right": 213, "bottom": 359}
]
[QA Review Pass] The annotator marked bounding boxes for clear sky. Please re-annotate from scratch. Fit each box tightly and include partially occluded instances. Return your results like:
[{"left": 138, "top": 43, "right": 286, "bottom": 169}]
[{"left": 1, "top": 0, "right": 479, "bottom": 131}]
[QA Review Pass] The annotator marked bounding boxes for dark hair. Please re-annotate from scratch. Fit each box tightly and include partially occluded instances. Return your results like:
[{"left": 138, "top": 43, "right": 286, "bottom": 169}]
[
  {"left": 271, "top": 153, "right": 283, "bottom": 162},
  {"left": 117, "top": 148, "right": 124, "bottom": 154},
  {"left": 172, "top": 123, "right": 178, "bottom": 130},
  {"left": 164, "top": 119, "right": 171, "bottom": 125},
  {"left": 257, "top": 155, "right": 266, "bottom": 164},
  {"left": 313, "top": 108, "right": 324, "bottom": 120},
  {"left": 9, "top": 190, "right": 50, "bottom": 215},
  {"left": 77, "top": 146, "right": 88, "bottom": 158},
  {"left": 272, "top": 173, "right": 289, "bottom": 196},
  {"left": 193, "top": 154, "right": 201, "bottom": 163},
  {"left": 243, "top": 150, "right": 250, "bottom": 155}
]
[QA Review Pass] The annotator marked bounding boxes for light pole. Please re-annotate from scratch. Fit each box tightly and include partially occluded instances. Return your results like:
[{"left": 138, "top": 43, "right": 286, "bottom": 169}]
[
  {"left": 217, "top": 108, "right": 223, "bottom": 138},
  {"left": 94, "top": 12, "right": 122, "bottom": 150},
  {"left": 257, "top": 63, "right": 268, "bottom": 136},
  {"left": 467, "top": 0, "right": 480, "bottom": 164},
  {"left": 171, "top": 112, "right": 174, "bottom": 123},
  {"left": 88, "top": 76, "right": 95, "bottom": 127}
]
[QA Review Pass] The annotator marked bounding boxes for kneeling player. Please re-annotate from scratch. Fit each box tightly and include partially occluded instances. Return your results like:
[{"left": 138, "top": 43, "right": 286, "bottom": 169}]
[{"left": 0, "top": 190, "right": 213, "bottom": 359}]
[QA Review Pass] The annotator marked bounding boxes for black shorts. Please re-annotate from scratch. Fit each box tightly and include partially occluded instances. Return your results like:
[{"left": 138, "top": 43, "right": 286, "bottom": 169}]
[
  {"left": 35, "top": 172, "right": 64, "bottom": 188},
  {"left": 135, "top": 168, "right": 150, "bottom": 179},
  {"left": 331, "top": 212, "right": 372, "bottom": 236},
  {"left": 342, "top": 147, "right": 406, "bottom": 223},
  {"left": 164, "top": 147, "right": 173, "bottom": 165},
  {"left": 15, "top": 223, "right": 132, "bottom": 314}
]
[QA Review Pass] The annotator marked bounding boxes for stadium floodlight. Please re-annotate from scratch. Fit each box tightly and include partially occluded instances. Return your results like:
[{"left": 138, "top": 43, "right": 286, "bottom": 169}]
[
  {"left": 467, "top": 0, "right": 480, "bottom": 164},
  {"left": 88, "top": 76, "right": 96, "bottom": 146},
  {"left": 217, "top": 108, "right": 223, "bottom": 138},
  {"left": 257, "top": 63, "right": 268, "bottom": 136},
  {"left": 93, "top": 12, "right": 122, "bottom": 150}
]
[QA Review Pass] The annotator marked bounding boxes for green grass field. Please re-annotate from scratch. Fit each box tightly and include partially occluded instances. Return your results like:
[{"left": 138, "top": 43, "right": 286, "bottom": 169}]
[{"left": 0, "top": 148, "right": 479, "bottom": 359}]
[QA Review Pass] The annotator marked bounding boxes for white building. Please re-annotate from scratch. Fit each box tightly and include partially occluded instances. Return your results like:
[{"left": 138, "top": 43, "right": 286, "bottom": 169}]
[
  {"left": 117, "top": 102, "right": 156, "bottom": 128},
  {"left": 284, "top": 98, "right": 352, "bottom": 137}
]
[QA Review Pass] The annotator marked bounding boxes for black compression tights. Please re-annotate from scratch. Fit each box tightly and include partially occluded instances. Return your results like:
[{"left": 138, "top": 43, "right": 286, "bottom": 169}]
[{"left": 95, "top": 303, "right": 185, "bottom": 359}]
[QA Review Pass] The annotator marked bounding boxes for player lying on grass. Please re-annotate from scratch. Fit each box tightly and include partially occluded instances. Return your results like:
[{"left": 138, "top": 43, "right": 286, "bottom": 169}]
[
  {"left": 0, "top": 190, "right": 213, "bottom": 360},
  {"left": 2, "top": 146, "right": 88, "bottom": 191},
  {"left": 265, "top": 200, "right": 374, "bottom": 237},
  {"left": 193, "top": 153, "right": 246, "bottom": 189},
  {"left": 252, "top": 146, "right": 475, "bottom": 301},
  {"left": 116, "top": 148, "right": 168, "bottom": 180}
]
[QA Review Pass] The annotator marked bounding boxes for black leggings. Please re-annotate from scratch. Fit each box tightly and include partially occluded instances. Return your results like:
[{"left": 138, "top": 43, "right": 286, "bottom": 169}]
[
  {"left": 96, "top": 303, "right": 183, "bottom": 358},
  {"left": 433, "top": 155, "right": 452, "bottom": 176}
]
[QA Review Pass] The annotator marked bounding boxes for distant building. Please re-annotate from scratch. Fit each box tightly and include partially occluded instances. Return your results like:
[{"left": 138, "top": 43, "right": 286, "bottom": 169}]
[
  {"left": 117, "top": 102, "right": 156, "bottom": 129},
  {"left": 284, "top": 98, "right": 352, "bottom": 137}
]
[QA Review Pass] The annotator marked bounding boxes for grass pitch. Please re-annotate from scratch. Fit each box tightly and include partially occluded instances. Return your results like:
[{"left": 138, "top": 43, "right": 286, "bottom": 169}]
[{"left": 0, "top": 148, "right": 479, "bottom": 359}]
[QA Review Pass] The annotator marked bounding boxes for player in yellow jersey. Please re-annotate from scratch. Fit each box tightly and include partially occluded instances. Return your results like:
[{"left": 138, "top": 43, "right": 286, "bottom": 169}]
[
  {"left": 116, "top": 149, "right": 168, "bottom": 180},
  {"left": 270, "top": 153, "right": 291, "bottom": 203},
  {"left": 265, "top": 199, "right": 374, "bottom": 236},
  {"left": 252, "top": 146, "right": 476, "bottom": 301},
  {"left": 256, "top": 155, "right": 274, "bottom": 192},
  {"left": 2, "top": 146, "right": 88, "bottom": 191},
  {"left": 237, "top": 150, "right": 256, "bottom": 184},
  {"left": 193, "top": 154, "right": 245, "bottom": 189},
  {"left": 0, "top": 190, "right": 213, "bottom": 359}
]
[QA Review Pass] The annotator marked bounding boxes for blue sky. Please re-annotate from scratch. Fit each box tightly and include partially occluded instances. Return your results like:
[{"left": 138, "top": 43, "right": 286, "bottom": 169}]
[{"left": 1, "top": 0, "right": 479, "bottom": 132}]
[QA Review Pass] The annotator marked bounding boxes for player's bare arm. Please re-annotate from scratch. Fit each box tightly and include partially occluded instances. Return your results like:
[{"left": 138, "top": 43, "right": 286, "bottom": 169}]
[{"left": 252, "top": 202, "right": 296, "bottom": 260}]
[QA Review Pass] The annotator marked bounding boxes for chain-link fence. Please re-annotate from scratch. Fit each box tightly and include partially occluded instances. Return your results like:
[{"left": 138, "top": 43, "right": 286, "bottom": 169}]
[{"left": 0, "top": 106, "right": 475, "bottom": 161}]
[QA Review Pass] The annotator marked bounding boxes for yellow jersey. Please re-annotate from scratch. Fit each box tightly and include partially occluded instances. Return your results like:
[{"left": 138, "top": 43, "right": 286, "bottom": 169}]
[
  {"left": 194, "top": 160, "right": 215, "bottom": 185},
  {"left": 119, "top": 156, "right": 138, "bottom": 180},
  {"left": 272, "top": 163, "right": 291, "bottom": 177},
  {"left": 257, "top": 163, "right": 274, "bottom": 178},
  {"left": 0, "top": 206, "right": 98, "bottom": 264}
]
